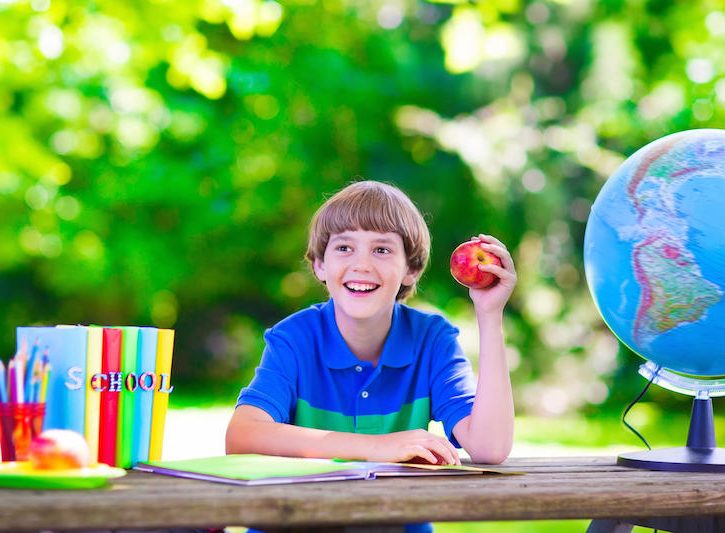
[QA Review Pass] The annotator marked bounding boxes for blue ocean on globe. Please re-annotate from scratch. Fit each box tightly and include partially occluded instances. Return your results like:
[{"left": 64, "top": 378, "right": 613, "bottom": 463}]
[{"left": 584, "top": 129, "right": 725, "bottom": 376}]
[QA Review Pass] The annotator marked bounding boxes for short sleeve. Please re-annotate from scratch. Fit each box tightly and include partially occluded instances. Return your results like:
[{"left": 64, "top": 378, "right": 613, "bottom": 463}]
[
  {"left": 236, "top": 328, "right": 299, "bottom": 423},
  {"left": 429, "top": 321, "right": 476, "bottom": 447}
]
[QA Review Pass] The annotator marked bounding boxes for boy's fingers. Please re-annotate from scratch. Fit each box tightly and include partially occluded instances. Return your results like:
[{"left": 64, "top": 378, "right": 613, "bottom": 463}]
[
  {"left": 478, "top": 263, "right": 516, "bottom": 280},
  {"left": 473, "top": 234, "right": 507, "bottom": 248},
  {"left": 477, "top": 241, "right": 510, "bottom": 257},
  {"left": 478, "top": 242, "right": 515, "bottom": 271},
  {"left": 429, "top": 438, "right": 460, "bottom": 466},
  {"left": 441, "top": 436, "right": 461, "bottom": 464},
  {"left": 411, "top": 446, "right": 438, "bottom": 465}
]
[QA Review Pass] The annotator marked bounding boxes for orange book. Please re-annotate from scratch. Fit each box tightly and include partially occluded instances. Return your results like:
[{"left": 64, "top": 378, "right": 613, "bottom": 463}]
[{"left": 98, "top": 328, "right": 122, "bottom": 466}]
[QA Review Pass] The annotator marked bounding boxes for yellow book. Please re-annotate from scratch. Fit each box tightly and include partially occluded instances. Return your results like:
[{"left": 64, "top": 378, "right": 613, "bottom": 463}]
[
  {"left": 84, "top": 327, "right": 103, "bottom": 464},
  {"left": 148, "top": 329, "right": 174, "bottom": 461}
]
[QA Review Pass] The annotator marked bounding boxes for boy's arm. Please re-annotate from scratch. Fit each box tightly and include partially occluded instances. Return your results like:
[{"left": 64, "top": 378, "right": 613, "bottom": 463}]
[
  {"left": 452, "top": 235, "right": 516, "bottom": 465},
  {"left": 226, "top": 405, "right": 462, "bottom": 465}
]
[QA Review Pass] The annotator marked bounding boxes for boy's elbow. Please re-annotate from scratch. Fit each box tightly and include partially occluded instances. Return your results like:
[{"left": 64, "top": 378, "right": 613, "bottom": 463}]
[
  {"left": 456, "top": 419, "right": 513, "bottom": 464},
  {"left": 225, "top": 405, "right": 277, "bottom": 455},
  {"left": 225, "top": 423, "right": 243, "bottom": 454},
  {"left": 225, "top": 410, "right": 256, "bottom": 454},
  {"left": 226, "top": 422, "right": 260, "bottom": 455},
  {"left": 468, "top": 446, "right": 511, "bottom": 465},
  {"left": 465, "top": 436, "right": 513, "bottom": 465}
]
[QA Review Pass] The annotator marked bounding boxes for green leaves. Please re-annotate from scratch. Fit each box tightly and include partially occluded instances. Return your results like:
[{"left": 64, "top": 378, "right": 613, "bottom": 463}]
[{"left": 0, "top": 0, "right": 721, "bottom": 411}]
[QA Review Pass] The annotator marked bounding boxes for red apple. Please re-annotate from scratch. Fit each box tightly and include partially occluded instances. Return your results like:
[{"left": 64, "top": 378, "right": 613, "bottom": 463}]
[
  {"left": 450, "top": 240, "right": 503, "bottom": 289},
  {"left": 28, "top": 429, "right": 91, "bottom": 470}
]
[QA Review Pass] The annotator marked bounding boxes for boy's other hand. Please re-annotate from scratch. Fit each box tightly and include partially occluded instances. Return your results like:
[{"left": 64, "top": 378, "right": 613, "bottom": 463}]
[
  {"left": 367, "top": 429, "right": 461, "bottom": 465},
  {"left": 467, "top": 234, "right": 517, "bottom": 314}
]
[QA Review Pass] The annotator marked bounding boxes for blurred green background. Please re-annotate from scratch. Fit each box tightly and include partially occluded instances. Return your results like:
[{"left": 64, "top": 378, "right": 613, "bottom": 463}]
[{"left": 2, "top": 0, "right": 725, "bottom": 515}]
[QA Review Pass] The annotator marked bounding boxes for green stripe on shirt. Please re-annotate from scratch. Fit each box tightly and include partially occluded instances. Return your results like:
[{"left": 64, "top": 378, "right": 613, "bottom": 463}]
[{"left": 294, "top": 397, "right": 431, "bottom": 434}]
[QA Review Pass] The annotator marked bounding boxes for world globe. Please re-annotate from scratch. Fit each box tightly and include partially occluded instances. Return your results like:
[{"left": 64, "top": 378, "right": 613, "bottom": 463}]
[{"left": 584, "top": 129, "right": 725, "bottom": 378}]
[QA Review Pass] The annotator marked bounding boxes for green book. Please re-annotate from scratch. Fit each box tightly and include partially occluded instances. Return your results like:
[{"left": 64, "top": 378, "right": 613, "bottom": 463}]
[
  {"left": 133, "top": 454, "right": 508, "bottom": 486},
  {"left": 115, "top": 327, "right": 140, "bottom": 469}
]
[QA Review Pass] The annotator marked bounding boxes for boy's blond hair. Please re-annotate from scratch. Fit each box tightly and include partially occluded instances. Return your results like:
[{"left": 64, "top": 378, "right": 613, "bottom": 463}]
[{"left": 306, "top": 180, "right": 430, "bottom": 301}]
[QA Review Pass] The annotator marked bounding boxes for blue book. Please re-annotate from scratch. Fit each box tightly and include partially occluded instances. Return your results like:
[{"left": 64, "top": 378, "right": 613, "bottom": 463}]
[
  {"left": 133, "top": 327, "right": 159, "bottom": 464},
  {"left": 16, "top": 326, "right": 88, "bottom": 434}
]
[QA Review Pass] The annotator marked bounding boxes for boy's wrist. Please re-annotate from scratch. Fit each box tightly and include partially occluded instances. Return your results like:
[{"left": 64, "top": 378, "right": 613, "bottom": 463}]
[{"left": 473, "top": 305, "right": 505, "bottom": 321}]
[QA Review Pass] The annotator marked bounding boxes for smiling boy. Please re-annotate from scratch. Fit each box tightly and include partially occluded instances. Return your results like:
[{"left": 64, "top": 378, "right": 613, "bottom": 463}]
[{"left": 226, "top": 180, "right": 516, "bottom": 467}]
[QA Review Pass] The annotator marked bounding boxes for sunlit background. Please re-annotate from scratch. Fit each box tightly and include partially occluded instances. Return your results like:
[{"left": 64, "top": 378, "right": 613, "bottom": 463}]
[{"left": 2, "top": 2, "right": 725, "bottom": 528}]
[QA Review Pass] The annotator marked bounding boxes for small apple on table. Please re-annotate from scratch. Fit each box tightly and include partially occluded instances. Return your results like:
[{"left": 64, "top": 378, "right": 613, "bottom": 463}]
[{"left": 28, "top": 429, "right": 91, "bottom": 470}]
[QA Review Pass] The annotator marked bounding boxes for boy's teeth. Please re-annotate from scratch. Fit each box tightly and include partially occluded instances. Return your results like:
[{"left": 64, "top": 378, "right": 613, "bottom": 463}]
[{"left": 346, "top": 282, "right": 377, "bottom": 292}]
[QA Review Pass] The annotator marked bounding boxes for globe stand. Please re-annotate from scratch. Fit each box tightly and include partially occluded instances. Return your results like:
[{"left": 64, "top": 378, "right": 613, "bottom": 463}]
[{"left": 618, "top": 362, "right": 725, "bottom": 472}]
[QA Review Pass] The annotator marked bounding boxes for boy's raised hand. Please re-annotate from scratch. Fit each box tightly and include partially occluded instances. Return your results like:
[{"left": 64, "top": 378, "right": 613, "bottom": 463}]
[
  {"left": 367, "top": 429, "right": 461, "bottom": 465},
  {"left": 467, "top": 234, "right": 516, "bottom": 314}
]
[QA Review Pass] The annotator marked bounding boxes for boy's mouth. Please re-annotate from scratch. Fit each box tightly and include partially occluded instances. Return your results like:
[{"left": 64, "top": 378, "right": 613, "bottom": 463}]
[{"left": 344, "top": 281, "right": 380, "bottom": 294}]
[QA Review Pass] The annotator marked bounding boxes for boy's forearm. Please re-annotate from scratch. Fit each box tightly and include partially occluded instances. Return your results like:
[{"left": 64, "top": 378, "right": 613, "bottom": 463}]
[
  {"left": 456, "top": 311, "right": 515, "bottom": 464},
  {"left": 226, "top": 410, "right": 461, "bottom": 464},
  {"left": 227, "top": 418, "right": 375, "bottom": 460}
]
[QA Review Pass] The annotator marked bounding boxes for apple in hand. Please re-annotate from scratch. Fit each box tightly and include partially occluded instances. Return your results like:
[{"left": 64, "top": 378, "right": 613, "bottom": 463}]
[
  {"left": 28, "top": 429, "right": 91, "bottom": 470},
  {"left": 450, "top": 240, "right": 503, "bottom": 289}
]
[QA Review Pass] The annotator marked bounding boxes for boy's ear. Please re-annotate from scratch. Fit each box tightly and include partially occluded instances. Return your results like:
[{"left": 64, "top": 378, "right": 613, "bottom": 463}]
[
  {"left": 313, "top": 258, "right": 327, "bottom": 282},
  {"left": 402, "top": 269, "right": 419, "bottom": 287}
]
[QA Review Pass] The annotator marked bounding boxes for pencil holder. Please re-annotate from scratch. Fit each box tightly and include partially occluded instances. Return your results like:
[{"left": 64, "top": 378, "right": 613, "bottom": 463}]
[{"left": 0, "top": 402, "right": 46, "bottom": 462}]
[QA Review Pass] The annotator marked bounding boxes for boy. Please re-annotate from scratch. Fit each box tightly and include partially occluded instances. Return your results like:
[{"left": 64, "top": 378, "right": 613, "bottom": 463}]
[{"left": 226, "top": 180, "right": 516, "bottom": 467}]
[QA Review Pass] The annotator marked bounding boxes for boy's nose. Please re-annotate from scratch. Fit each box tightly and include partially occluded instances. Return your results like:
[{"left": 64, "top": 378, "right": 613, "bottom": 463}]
[{"left": 351, "top": 254, "right": 372, "bottom": 271}]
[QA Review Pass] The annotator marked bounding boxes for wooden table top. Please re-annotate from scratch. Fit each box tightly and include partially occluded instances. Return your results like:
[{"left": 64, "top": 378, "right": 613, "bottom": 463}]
[{"left": 2, "top": 456, "right": 725, "bottom": 531}]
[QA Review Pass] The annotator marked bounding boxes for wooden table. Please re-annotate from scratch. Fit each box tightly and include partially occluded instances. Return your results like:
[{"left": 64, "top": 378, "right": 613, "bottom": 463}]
[{"left": 2, "top": 456, "right": 725, "bottom": 532}]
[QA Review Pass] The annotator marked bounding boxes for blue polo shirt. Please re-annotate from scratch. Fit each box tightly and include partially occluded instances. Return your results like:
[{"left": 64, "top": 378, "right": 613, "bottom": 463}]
[{"left": 237, "top": 299, "right": 476, "bottom": 446}]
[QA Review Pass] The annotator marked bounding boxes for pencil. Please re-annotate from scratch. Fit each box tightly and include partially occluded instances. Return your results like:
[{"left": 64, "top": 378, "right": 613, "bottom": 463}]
[
  {"left": 40, "top": 361, "right": 51, "bottom": 404},
  {"left": 8, "top": 360, "right": 16, "bottom": 404},
  {"left": 15, "top": 352, "right": 25, "bottom": 404},
  {"left": 0, "top": 360, "right": 7, "bottom": 403},
  {"left": 24, "top": 339, "right": 40, "bottom": 402},
  {"left": 29, "top": 359, "right": 42, "bottom": 403}
]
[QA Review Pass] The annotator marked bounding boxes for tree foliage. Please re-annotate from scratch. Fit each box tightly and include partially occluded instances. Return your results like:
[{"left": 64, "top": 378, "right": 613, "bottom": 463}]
[{"left": 1, "top": 0, "right": 723, "bottom": 412}]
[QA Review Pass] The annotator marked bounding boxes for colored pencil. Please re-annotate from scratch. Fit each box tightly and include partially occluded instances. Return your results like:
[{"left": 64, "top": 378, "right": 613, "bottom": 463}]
[
  {"left": 24, "top": 339, "right": 40, "bottom": 401},
  {"left": 39, "top": 359, "right": 51, "bottom": 404},
  {"left": 0, "top": 360, "right": 7, "bottom": 403},
  {"left": 15, "top": 351, "right": 26, "bottom": 404},
  {"left": 8, "top": 360, "right": 16, "bottom": 404},
  {"left": 28, "top": 359, "right": 42, "bottom": 403}
]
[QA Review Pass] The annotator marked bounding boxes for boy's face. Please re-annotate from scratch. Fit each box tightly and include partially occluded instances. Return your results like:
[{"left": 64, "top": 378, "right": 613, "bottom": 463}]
[{"left": 313, "top": 230, "right": 417, "bottom": 324}]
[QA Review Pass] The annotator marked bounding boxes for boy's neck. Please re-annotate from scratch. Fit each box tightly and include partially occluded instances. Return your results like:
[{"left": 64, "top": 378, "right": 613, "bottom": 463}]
[{"left": 333, "top": 307, "right": 394, "bottom": 366}]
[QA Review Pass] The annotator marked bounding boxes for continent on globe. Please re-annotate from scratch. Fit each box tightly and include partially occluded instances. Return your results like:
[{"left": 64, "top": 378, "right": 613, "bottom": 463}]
[
  {"left": 625, "top": 132, "right": 725, "bottom": 345},
  {"left": 633, "top": 234, "right": 722, "bottom": 343},
  {"left": 585, "top": 128, "right": 725, "bottom": 376}
]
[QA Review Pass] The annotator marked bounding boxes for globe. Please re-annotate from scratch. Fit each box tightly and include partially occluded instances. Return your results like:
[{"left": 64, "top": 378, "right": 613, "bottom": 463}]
[{"left": 584, "top": 129, "right": 725, "bottom": 378}]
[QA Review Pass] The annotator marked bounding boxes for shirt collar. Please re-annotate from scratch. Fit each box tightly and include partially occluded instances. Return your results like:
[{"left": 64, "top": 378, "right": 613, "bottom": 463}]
[{"left": 321, "top": 299, "right": 414, "bottom": 369}]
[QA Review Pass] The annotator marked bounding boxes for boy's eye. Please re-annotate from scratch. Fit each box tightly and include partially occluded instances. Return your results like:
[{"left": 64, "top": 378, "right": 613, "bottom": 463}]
[
  {"left": 374, "top": 247, "right": 391, "bottom": 254},
  {"left": 336, "top": 245, "right": 352, "bottom": 252}
]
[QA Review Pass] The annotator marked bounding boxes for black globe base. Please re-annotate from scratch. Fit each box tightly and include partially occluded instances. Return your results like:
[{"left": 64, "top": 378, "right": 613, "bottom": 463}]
[
  {"left": 618, "top": 446, "right": 725, "bottom": 472},
  {"left": 618, "top": 396, "right": 725, "bottom": 472}
]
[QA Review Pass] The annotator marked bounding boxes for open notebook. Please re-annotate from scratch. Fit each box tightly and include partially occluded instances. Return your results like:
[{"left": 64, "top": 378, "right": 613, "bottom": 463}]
[{"left": 134, "top": 454, "right": 513, "bottom": 486}]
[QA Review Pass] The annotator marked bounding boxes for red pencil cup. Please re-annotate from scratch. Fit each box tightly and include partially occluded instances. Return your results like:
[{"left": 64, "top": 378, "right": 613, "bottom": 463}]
[{"left": 0, "top": 403, "right": 46, "bottom": 462}]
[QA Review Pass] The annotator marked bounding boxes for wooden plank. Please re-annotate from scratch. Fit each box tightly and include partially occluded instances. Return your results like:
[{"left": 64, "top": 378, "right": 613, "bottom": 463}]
[{"left": 2, "top": 457, "right": 725, "bottom": 531}]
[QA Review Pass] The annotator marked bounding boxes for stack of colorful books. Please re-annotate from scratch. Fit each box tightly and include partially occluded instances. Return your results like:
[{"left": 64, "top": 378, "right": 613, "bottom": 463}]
[{"left": 15, "top": 326, "right": 175, "bottom": 469}]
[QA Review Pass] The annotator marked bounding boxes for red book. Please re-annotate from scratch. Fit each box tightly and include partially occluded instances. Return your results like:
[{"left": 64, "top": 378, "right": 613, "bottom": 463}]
[{"left": 98, "top": 328, "right": 122, "bottom": 466}]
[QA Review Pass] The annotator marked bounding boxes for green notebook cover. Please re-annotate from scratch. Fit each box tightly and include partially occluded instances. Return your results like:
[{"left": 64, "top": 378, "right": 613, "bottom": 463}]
[
  {"left": 116, "top": 327, "right": 140, "bottom": 469},
  {"left": 134, "top": 454, "right": 505, "bottom": 486}
]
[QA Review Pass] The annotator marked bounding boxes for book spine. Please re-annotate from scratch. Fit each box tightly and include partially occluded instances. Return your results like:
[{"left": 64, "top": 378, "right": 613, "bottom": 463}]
[
  {"left": 148, "top": 329, "right": 174, "bottom": 461},
  {"left": 116, "top": 327, "right": 139, "bottom": 469},
  {"left": 98, "top": 328, "right": 122, "bottom": 466},
  {"left": 84, "top": 327, "right": 103, "bottom": 464},
  {"left": 133, "top": 327, "right": 158, "bottom": 465}
]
